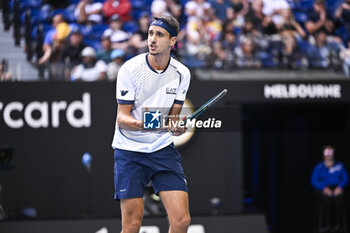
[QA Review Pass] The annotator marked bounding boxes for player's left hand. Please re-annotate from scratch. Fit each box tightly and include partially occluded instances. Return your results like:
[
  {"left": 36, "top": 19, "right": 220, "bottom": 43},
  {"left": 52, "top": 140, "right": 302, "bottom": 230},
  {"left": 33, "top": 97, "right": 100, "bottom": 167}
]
[{"left": 171, "top": 115, "right": 188, "bottom": 136}]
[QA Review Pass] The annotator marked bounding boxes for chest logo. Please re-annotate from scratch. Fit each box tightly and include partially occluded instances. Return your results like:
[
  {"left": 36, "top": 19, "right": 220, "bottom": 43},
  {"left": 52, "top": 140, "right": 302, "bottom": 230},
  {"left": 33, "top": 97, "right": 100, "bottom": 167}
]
[{"left": 166, "top": 88, "right": 177, "bottom": 95}]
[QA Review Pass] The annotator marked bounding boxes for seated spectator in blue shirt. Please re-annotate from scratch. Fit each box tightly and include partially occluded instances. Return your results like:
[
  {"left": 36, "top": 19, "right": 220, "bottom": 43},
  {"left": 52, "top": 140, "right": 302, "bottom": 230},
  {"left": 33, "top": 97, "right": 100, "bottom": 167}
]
[
  {"left": 311, "top": 145, "right": 348, "bottom": 233},
  {"left": 96, "top": 35, "right": 113, "bottom": 64},
  {"left": 235, "top": 37, "right": 261, "bottom": 68},
  {"left": 307, "top": 30, "right": 331, "bottom": 68},
  {"left": 211, "top": 0, "right": 232, "bottom": 23},
  {"left": 38, "top": 14, "right": 65, "bottom": 66}
]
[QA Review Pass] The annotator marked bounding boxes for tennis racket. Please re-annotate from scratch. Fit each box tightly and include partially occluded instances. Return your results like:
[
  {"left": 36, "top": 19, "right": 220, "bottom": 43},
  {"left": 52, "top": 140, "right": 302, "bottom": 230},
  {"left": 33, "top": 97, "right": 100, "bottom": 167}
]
[{"left": 148, "top": 89, "right": 228, "bottom": 150}]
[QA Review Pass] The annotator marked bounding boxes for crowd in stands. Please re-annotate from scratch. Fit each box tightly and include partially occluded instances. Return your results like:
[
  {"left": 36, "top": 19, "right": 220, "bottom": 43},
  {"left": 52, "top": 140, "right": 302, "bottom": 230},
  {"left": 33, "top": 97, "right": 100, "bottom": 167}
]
[{"left": 4, "top": 0, "right": 350, "bottom": 81}]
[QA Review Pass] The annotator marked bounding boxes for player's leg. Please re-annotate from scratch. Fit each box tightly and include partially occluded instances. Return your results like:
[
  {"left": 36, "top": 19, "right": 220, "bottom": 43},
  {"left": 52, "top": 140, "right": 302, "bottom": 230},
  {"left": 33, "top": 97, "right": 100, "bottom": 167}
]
[
  {"left": 120, "top": 198, "right": 144, "bottom": 233},
  {"left": 159, "top": 190, "right": 190, "bottom": 233},
  {"left": 150, "top": 144, "right": 190, "bottom": 232},
  {"left": 114, "top": 148, "right": 149, "bottom": 233}
]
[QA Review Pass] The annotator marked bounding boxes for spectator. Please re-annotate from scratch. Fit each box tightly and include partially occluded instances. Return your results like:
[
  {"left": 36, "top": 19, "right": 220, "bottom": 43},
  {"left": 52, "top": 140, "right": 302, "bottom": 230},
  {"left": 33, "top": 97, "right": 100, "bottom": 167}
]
[
  {"left": 151, "top": 0, "right": 170, "bottom": 17},
  {"left": 74, "top": 0, "right": 104, "bottom": 25},
  {"left": 0, "top": 59, "right": 13, "bottom": 81},
  {"left": 38, "top": 14, "right": 65, "bottom": 66},
  {"left": 102, "top": 0, "right": 132, "bottom": 22},
  {"left": 221, "top": 19, "right": 236, "bottom": 39},
  {"left": 71, "top": 47, "right": 107, "bottom": 81},
  {"left": 107, "top": 49, "right": 124, "bottom": 81},
  {"left": 97, "top": 35, "right": 113, "bottom": 64},
  {"left": 211, "top": 0, "right": 233, "bottom": 23},
  {"left": 60, "top": 29, "right": 86, "bottom": 80},
  {"left": 274, "top": 8, "right": 306, "bottom": 68},
  {"left": 207, "top": 41, "right": 229, "bottom": 69},
  {"left": 185, "top": 19, "right": 212, "bottom": 58},
  {"left": 230, "top": 0, "right": 249, "bottom": 17},
  {"left": 221, "top": 30, "right": 237, "bottom": 68},
  {"left": 203, "top": 9, "right": 222, "bottom": 42},
  {"left": 43, "top": 22, "right": 71, "bottom": 80},
  {"left": 262, "top": 0, "right": 290, "bottom": 26},
  {"left": 150, "top": 0, "right": 182, "bottom": 20},
  {"left": 239, "top": 17, "right": 268, "bottom": 51},
  {"left": 165, "top": 0, "right": 184, "bottom": 22},
  {"left": 340, "top": 38, "right": 350, "bottom": 77},
  {"left": 311, "top": 145, "right": 348, "bottom": 233},
  {"left": 235, "top": 37, "right": 261, "bottom": 68},
  {"left": 307, "top": 30, "right": 331, "bottom": 68},
  {"left": 280, "top": 33, "right": 303, "bottom": 69},
  {"left": 222, "top": 30, "right": 237, "bottom": 51},
  {"left": 130, "top": 12, "right": 150, "bottom": 54},
  {"left": 185, "top": 0, "right": 211, "bottom": 21},
  {"left": 103, "top": 14, "right": 131, "bottom": 52},
  {"left": 277, "top": 8, "right": 306, "bottom": 40},
  {"left": 246, "top": 0, "right": 276, "bottom": 35},
  {"left": 305, "top": 0, "right": 334, "bottom": 36},
  {"left": 335, "top": 0, "right": 350, "bottom": 35}
]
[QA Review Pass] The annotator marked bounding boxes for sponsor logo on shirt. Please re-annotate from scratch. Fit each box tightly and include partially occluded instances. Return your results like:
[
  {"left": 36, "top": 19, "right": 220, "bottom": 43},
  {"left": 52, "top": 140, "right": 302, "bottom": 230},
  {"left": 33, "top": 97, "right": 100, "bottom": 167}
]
[
  {"left": 329, "top": 165, "right": 342, "bottom": 173},
  {"left": 166, "top": 88, "right": 177, "bottom": 95}
]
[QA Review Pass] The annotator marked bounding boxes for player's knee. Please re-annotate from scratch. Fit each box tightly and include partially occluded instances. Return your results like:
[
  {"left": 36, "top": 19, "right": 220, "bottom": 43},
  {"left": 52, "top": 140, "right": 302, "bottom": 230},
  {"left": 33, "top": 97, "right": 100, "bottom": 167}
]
[
  {"left": 122, "top": 211, "right": 143, "bottom": 232},
  {"left": 171, "top": 214, "right": 191, "bottom": 230},
  {"left": 122, "top": 218, "right": 142, "bottom": 232}
]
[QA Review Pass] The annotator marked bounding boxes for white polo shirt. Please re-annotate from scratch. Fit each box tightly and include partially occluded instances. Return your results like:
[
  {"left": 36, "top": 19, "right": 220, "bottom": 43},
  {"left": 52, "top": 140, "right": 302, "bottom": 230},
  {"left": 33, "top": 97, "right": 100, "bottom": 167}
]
[{"left": 111, "top": 53, "right": 191, "bottom": 153}]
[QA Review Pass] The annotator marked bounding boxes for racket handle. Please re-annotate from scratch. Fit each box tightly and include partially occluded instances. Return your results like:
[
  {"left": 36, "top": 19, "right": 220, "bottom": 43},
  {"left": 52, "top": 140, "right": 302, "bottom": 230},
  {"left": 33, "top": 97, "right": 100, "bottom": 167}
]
[{"left": 148, "top": 131, "right": 173, "bottom": 151}]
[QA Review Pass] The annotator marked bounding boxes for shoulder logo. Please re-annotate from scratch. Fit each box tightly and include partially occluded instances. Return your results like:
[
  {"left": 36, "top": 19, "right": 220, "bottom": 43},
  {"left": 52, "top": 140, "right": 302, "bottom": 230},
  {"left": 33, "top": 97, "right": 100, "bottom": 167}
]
[{"left": 120, "top": 90, "right": 129, "bottom": 96}]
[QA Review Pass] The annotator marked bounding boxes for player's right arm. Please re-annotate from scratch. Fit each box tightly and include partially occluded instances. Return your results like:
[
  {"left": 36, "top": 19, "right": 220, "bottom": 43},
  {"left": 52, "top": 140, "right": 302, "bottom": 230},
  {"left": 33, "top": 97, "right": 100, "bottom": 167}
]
[
  {"left": 116, "top": 61, "right": 142, "bottom": 130},
  {"left": 116, "top": 104, "right": 143, "bottom": 130}
]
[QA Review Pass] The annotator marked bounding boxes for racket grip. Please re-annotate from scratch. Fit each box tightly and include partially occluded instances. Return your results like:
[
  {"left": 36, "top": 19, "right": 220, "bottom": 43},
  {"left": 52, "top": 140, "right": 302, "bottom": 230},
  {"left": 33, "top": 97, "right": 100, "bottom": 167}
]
[{"left": 148, "top": 132, "right": 173, "bottom": 151}]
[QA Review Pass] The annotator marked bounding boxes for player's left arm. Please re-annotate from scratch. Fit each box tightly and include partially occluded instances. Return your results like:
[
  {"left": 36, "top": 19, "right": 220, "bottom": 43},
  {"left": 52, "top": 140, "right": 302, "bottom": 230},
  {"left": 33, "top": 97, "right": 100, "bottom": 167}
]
[{"left": 167, "top": 67, "right": 191, "bottom": 136}]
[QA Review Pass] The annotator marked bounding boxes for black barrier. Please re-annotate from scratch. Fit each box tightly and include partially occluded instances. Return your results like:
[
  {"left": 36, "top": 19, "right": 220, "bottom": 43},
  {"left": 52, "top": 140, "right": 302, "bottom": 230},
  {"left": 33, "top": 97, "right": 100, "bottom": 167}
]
[{"left": 0, "top": 82, "right": 243, "bottom": 219}]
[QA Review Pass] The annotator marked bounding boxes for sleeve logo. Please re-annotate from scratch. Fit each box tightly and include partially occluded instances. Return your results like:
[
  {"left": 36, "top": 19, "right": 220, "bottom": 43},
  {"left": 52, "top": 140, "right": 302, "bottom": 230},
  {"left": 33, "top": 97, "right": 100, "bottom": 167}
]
[{"left": 120, "top": 90, "right": 129, "bottom": 96}]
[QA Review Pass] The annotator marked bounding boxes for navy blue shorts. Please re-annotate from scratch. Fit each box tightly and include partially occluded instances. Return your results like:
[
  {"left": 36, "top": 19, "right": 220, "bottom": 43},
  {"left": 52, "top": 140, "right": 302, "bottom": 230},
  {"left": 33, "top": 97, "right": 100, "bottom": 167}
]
[{"left": 114, "top": 143, "right": 188, "bottom": 200}]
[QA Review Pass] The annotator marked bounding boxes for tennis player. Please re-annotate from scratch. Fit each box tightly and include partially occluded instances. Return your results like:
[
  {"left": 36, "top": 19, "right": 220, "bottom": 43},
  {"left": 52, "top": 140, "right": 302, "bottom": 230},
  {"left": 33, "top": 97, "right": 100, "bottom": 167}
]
[{"left": 111, "top": 15, "right": 191, "bottom": 233}]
